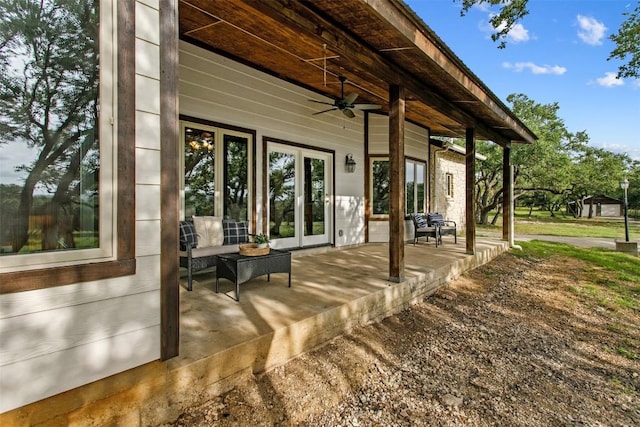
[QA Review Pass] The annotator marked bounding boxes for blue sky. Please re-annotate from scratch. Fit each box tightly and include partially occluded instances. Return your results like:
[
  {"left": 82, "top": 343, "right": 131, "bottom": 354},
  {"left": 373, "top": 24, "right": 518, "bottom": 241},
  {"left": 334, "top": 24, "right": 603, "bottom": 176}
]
[{"left": 405, "top": 0, "right": 640, "bottom": 160}]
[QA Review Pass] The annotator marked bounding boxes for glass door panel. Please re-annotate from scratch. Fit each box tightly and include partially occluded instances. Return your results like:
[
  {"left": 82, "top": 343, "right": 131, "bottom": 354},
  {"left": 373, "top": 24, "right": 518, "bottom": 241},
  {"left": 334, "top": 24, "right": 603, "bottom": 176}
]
[
  {"left": 301, "top": 154, "right": 330, "bottom": 246},
  {"left": 183, "top": 126, "right": 215, "bottom": 217},
  {"left": 267, "top": 143, "right": 332, "bottom": 249},
  {"left": 224, "top": 134, "right": 249, "bottom": 221},
  {"left": 268, "top": 150, "right": 297, "bottom": 247}
]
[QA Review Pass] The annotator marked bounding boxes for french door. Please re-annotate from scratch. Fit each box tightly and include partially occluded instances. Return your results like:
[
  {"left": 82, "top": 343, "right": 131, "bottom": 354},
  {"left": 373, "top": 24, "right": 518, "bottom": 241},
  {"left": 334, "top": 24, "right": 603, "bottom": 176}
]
[{"left": 267, "top": 142, "right": 332, "bottom": 249}]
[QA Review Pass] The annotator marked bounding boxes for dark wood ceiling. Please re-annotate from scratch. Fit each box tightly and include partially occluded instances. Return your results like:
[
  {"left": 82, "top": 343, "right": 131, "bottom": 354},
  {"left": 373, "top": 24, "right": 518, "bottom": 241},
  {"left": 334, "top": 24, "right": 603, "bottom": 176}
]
[{"left": 178, "top": 0, "right": 537, "bottom": 145}]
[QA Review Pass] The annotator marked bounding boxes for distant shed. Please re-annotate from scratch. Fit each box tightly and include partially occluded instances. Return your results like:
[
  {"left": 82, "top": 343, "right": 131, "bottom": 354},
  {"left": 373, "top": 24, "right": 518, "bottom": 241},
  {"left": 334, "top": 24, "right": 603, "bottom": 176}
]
[{"left": 567, "top": 195, "right": 623, "bottom": 217}]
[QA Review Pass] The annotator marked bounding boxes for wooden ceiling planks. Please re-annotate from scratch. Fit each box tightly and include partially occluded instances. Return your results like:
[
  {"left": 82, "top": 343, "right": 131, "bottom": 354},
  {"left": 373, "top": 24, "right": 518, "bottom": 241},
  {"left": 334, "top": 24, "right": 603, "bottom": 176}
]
[{"left": 176, "top": 0, "right": 536, "bottom": 145}]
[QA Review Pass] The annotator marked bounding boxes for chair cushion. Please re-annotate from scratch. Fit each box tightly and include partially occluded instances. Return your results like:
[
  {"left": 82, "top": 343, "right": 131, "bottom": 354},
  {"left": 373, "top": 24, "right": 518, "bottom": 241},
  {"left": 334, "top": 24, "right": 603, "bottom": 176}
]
[
  {"left": 427, "top": 213, "right": 445, "bottom": 226},
  {"left": 179, "top": 220, "right": 198, "bottom": 251},
  {"left": 413, "top": 214, "right": 428, "bottom": 228},
  {"left": 223, "top": 220, "right": 249, "bottom": 245},
  {"left": 193, "top": 216, "right": 224, "bottom": 247}
]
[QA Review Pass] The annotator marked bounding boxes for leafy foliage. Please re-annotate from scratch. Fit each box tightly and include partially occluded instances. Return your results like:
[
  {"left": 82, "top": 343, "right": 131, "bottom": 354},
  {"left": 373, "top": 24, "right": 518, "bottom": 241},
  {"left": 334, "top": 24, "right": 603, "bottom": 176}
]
[
  {"left": 0, "top": 0, "right": 100, "bottom": 253},
  {"left": 457, "top": 0, "right": 640, "bottom": 78}
]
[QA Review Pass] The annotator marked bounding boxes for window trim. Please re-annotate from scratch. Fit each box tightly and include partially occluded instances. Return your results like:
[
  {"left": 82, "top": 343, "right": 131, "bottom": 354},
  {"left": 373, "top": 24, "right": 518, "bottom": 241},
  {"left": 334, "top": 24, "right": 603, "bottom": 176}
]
[
  {"left": 446, "top": 172, "right": 454, "bottom": 198},
  {"left": 0, "top": 0, "right": 136, "bottom": 294},
  {"left": 179, "top": 116, "right": 256, "bottom": 225},
  {"left": 369, "top": 155, "right": 390, "bottom": 219},
  {"left": 405, "top": 157, "right": 426, "bottom": 214}
]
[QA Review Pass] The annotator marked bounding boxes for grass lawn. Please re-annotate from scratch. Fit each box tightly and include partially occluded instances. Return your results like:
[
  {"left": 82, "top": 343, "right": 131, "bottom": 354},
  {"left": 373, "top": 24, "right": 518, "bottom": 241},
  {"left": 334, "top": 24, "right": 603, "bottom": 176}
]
[
  {"left": 514, "top": 240, "right": 639, "bottom": 359},
  {"left": 478, "top": 208, "right": 640, "bottom": 240}
]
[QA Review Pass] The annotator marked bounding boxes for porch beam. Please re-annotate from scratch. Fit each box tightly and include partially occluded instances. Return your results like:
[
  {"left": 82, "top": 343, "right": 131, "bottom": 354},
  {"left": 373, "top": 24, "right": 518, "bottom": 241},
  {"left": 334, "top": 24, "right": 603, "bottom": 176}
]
[
  {"left": 239, "top": 0, "right": 517, "bottom": 144},
  {"left": 388, "top": 84, "right": 405, "bottom": 282},
  {"left": 502, "top": 143, "right": 512, "bottom": 243},
  {"left": 465, "top": 128, "right": 476, "bottom": 255}
]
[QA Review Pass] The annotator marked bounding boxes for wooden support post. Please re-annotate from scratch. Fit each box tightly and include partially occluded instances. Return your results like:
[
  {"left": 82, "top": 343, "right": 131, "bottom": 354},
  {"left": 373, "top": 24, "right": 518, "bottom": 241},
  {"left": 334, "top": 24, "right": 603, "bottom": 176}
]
[
  {"left": 389, "top": 84, "right": 405, "bottom": 282},
  {"left": 160, "top": 0, "right": 180, "bottom": 360},
  {"left": 465, "top": 128, "right": 476, "bottom": 255},
  {"left": 502, "top": 144, "right": 512, "bottom": 243}
]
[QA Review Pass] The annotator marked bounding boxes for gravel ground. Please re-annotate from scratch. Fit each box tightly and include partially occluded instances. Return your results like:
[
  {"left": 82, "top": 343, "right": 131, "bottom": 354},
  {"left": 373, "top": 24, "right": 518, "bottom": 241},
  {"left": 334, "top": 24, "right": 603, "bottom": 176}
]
[{"left": 169, "top": 251, "right": 640, "bottom": 426}]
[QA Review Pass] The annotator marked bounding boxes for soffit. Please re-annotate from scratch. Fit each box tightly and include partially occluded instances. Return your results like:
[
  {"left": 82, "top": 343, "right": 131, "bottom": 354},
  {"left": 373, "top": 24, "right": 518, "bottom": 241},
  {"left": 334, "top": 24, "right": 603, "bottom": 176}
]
[{"left": 178, "top": 0, "right": 537, "bottom": 145}]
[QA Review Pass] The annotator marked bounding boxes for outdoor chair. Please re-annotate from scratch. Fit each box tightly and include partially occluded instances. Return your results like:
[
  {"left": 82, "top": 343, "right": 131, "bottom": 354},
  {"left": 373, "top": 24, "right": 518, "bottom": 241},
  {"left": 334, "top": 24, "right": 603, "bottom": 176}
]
[
  {"left": 410, "top": 213, "right": 439, "bottom": 247},
  {"left": 426, "top": 212, "right": 457, "bottom": 245}
]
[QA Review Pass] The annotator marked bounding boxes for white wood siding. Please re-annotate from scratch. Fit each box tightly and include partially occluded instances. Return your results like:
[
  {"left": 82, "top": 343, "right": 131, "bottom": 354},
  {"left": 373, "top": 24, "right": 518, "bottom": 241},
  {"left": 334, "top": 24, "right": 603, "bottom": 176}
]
[
  {"left": 179, "top": 42, "right": 367, "bottom": 247},
  {"left": 0, "top": 1, "right": 162, "bottom": 413}
]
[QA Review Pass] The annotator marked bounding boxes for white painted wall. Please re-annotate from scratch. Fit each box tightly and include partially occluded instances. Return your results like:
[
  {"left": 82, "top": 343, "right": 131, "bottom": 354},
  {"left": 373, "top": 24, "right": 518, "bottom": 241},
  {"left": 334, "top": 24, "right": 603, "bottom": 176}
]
[
  {"left": 0, "top": 0, "right": 162, "bottom": 413},
  {"left": 179, "top": 42, "right": 367, "bottom": 247}
]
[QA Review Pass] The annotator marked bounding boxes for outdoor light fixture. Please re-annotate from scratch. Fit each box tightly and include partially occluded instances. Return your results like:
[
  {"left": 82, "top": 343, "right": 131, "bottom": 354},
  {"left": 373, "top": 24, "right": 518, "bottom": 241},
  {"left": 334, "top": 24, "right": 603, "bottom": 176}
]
[
  {"left": 620, "top": 178, "right": 630, "bottom": 242},
  {"left": 346, "top": 153, "right": 356, "bottom": 173}
]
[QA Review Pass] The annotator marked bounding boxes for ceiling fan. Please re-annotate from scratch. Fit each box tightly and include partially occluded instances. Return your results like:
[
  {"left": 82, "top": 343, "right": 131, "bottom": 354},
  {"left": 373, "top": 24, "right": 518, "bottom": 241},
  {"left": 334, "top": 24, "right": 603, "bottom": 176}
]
[{"left": 309, "top": 76, "right": 381, "bottom": 118}]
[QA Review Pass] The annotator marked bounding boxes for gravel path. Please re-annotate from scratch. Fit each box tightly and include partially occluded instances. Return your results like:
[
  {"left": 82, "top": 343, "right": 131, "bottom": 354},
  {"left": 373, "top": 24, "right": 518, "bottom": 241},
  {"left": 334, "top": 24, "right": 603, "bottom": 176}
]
[{"left": 169, "top": 251, "right": 640, "bottom": 426}]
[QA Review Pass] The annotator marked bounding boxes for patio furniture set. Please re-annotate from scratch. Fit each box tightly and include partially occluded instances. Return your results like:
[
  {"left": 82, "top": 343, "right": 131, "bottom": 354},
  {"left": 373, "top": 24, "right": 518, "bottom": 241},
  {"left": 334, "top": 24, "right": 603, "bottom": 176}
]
[
  {"left": 179, "top": 217, "right": 291, "bottom": 301},
  {"left": 409, "top": 213, "right": 457, "bottom": 247}
]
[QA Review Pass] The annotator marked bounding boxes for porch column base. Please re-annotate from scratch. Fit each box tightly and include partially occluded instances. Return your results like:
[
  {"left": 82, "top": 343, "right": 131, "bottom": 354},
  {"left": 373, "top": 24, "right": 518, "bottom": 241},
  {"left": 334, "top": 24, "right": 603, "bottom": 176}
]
[
  {"left": 615, "top": 240, "right": 639, "bottom": 256},
  {"left": 388, "top": 276, "right": 405, "bottom": 283}
]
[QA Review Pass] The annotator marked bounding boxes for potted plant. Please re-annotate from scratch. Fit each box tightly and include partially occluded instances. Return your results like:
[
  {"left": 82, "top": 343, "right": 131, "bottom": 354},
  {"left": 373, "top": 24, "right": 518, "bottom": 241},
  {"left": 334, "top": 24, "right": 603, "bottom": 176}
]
[{"left": 253, "top": 233, "right": 270, "bottom": 249}]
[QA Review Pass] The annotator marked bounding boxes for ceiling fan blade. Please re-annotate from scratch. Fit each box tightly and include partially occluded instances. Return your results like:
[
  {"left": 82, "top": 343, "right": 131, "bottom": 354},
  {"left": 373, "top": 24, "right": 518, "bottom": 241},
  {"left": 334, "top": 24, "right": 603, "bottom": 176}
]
[
  {"left": 342, "top": 108, "right": 356, "bottom": 119},
  {"left": 313, "top": 107, "right": 338, "bottom": 115},
  {"left": 353, "top": 104, "right": 381, "bottom": 110},
  {"left": 309, "top": 99, "right": 335, "bottom": 106},
  {"left": 343, "top": 92, "right": 358, "bottom": 105}
]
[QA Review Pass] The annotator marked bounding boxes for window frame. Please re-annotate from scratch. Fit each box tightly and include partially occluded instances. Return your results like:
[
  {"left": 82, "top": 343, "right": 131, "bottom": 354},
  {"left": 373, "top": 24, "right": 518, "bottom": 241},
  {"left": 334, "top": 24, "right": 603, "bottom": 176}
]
[
  {"left": 369, "top": 156, "right": 390, "bottom": 219},
  {"left": 405, "top": 158, "right": 426, "bottom": 215},
  {"left": 0, "top": 0, "right": 136, "bottom": 294},
  {"left": 446, "top": 172, "right": 454, "bottom": 198},
  {"left": 179, "top": 115, "right": 257, "bottom": 225}
]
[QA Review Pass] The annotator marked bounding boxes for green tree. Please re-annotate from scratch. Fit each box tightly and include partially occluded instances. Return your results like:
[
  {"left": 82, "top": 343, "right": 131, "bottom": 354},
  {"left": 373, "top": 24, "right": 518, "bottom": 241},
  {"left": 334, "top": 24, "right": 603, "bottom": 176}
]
[
  {"left": 457, "top": 0, "right": 640, "bottom": 78},
  {"left": 474, "top": 94, "right": 575, "bottom": 223},
  {"left": 0, "top": 0, "right": 99, "bottom": 252}
]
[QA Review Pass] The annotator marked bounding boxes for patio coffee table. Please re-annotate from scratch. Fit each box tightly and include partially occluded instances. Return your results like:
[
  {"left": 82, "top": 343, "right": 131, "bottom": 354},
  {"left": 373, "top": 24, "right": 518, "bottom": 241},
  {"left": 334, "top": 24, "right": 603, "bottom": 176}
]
[{"left": 215, "top": 249, "right": 291, "bottom": 301}]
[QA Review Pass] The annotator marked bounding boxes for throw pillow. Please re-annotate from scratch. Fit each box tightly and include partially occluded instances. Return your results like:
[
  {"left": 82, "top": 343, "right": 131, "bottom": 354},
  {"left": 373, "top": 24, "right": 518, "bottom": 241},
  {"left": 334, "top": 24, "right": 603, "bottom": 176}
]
[
  {"left": 192, "top": 216, "right": 224, "bottom": 247},
  {"left": 223, "top": 220, "right": 249, "bottom": 245},
  {"left": 414, "top": 214, "right": 427, "bottom": 228},
  {"left": 179, "top": 220, "right": 198, "bottom": 250}
]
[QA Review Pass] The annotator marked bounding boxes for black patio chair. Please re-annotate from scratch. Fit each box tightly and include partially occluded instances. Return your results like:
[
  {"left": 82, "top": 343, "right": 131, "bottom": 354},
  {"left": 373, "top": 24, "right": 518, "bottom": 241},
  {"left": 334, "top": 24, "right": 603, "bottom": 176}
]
[
  {"left": 426, "top": 213, "right": 457, "bottom": 245},
  {"left": 410, "top": 213, "right": 439, "bottom": 247}
]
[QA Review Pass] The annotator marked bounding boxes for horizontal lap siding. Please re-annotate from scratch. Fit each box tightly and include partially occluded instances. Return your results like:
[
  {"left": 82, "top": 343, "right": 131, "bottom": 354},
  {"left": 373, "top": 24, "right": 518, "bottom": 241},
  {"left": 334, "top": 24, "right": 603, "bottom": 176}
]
[
  {"left": 0, "top": 1, "right": 162, "bottom": 413},
  {"left": 179, "top": 41, "right": 366, "bottom": 247}
]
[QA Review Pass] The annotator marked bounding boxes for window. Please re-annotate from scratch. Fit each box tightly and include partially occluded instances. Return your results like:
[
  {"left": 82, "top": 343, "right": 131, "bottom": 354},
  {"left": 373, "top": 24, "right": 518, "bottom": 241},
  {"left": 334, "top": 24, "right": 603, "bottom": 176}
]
[
  {"left": 406, "top": 159, "right": 425, "bottom": 214},
  {"left": 370, "top": 158, "right": 390, "bottom": 216},
  {"left": 0, "top": 0, "right": 135, "bottom": 292},
  {"left": 181, "top": 119, "right": 253, "bottom": 222},
  {"left": 446, "top": 173, "right": 454, "bottom": 198}
]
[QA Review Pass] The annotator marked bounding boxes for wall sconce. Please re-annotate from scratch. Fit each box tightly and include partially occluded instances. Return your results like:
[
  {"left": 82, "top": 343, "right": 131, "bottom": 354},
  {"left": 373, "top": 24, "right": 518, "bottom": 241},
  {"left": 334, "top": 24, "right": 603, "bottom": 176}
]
[{"left": 345, "top": 153, "right": 356, "bottom": 173}]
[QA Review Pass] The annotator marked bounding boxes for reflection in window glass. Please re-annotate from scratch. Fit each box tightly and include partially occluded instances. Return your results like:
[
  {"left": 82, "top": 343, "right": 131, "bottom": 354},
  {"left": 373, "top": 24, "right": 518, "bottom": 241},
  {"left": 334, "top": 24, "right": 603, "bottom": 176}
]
[
  {"left": 224, "top": 135, "right": 248, "bottom": 221},
  {"left": 269, "top": 152, "right": 296, "bottom": 238},
  {"left": 184, "top": 127, "right": 215, "bottom": 217},
  {"left": 406, "top": 162, "right": 415, "bottom": 214},
  {"left": 304, "top": 158, "right": 325, "bottom": 236},
  {"left": 0, "top": 0, "right": 100, "bottom": 255},
  {"left": 372, "top": 160, "right": 390, "bottom": 215},
  {"left": 416, "top": 163, "right": 425, "bottom": 212}
]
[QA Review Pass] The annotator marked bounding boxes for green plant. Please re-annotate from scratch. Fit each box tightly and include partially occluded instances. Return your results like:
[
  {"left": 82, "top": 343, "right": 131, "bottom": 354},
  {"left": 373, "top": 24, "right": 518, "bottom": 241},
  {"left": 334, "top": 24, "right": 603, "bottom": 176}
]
[{"left": 254, "top": 233, "right": 270, "bottom": 244}]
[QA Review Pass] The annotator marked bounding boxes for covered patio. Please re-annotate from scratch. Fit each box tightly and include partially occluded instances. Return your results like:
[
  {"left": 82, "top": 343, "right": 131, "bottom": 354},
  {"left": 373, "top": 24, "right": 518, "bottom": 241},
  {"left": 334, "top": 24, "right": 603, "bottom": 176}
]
[{"left": 168, "top": 238, "right": 507, "bottom": 408}]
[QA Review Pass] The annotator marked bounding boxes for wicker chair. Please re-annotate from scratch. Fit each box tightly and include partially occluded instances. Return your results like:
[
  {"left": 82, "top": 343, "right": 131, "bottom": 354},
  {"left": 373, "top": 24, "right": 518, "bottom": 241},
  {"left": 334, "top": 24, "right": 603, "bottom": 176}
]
[
  {"left": 410, "top": 213, "right": 439, "bottom": 247},
  {"left": 426, "top": 213, "right": 457, "bottom": 245}
]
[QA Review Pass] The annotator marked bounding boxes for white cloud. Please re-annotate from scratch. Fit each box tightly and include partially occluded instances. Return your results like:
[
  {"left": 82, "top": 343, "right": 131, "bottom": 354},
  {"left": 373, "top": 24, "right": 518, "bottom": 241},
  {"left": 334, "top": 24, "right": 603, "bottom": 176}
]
[
  {"left": 595, "top": 72, "right": 624, "bottom": 87},
  {"left": 576, "top": 15, "right": 607, "bottom": 45},
  {"left": 503, "top": 61, "right": 567, "bottom": 75},
  {"left": 491, "top": 15, "right": 531, "bottom": 43}
]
